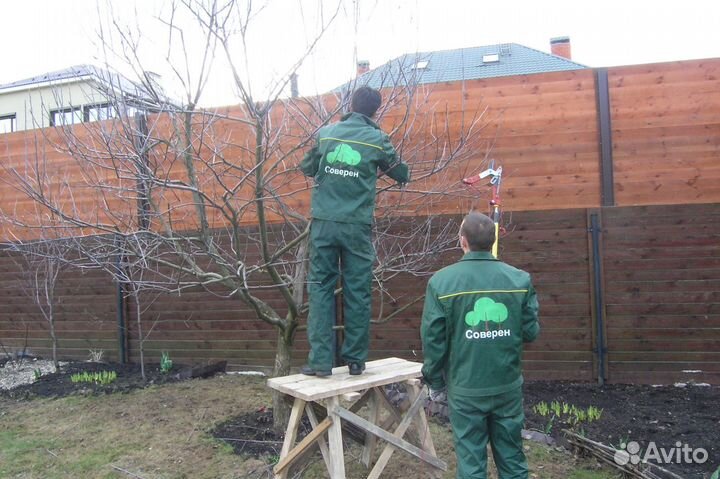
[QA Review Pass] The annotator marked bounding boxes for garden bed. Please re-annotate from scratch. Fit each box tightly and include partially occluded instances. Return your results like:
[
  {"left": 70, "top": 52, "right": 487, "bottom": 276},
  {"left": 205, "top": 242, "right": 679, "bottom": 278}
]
[
  {"left": 523, "top": 381, "right": 720, "bottom": 479},
  {"left": 0, "top": 356, "right": 187, "bottom": 399}
]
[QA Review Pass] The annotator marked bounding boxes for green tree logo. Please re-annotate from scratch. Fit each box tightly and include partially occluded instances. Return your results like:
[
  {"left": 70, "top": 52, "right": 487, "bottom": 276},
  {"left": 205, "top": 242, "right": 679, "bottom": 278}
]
[
  {"left": 326, "top": 144, "right": 361, "bottom": 166},
  {"left": 465, "top": 297, "right": 508, "bottom": 329}
]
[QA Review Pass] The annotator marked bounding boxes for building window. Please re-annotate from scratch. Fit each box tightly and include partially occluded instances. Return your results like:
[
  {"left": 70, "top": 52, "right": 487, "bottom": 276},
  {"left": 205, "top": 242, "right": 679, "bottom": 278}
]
[
  {"left": 0, "top": 114, "right": 16, "bottom": 134},
  {"left": 50, "top": 107, "right": 83, "bottom": 126},
  {"left": 84, "top": 103, "right": 115, "bottom": 122}
]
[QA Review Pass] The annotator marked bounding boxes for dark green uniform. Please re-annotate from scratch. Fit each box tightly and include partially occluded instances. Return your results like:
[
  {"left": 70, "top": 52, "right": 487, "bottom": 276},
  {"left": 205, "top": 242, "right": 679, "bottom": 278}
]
[
  {"left": 421, "top": 251, "right": 539, "bottom": 479},
  {"left": 301, "top": 112, "right": 409, "bottom": 371}
]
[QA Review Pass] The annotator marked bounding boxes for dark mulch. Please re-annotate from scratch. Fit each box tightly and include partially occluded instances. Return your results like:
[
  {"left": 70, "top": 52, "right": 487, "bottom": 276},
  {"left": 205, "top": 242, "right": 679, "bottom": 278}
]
[
  {"left": 0, "top": 360, "right": 186, "bottom": 400},
  {"left": 523, "top": 381, "right": 720, "bottom": 479},
  {"left": 210, "top": 407, "right": 314, "bottom": 459}
]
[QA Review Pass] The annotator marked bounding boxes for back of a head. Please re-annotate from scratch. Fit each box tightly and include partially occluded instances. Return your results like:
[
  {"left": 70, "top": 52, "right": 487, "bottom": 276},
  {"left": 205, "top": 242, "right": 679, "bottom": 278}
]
[
  {"left": 461, "top": 212, "right": 496, "bottom": 251},
  {"left": 351, "top": 86, "right": 382, "bottom": 118}
]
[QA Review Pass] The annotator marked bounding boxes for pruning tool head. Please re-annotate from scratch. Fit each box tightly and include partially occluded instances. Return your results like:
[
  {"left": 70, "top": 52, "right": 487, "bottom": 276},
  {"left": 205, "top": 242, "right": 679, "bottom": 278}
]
[
  {"left": 479, "top": 160, "right": 502, "bottom": 185},
  {"left": 462, "top": 160, "right": 503, "bottom": 186}
]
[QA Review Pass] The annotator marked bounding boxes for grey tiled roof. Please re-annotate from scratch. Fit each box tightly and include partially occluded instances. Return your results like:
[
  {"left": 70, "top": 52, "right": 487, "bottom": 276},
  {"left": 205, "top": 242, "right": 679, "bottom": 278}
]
[
  {"left": 338, "top": 43, "right": 587, "bottom": 92},
  {"left": 0, "top": 65, "right": 142, "bottom": 94}
]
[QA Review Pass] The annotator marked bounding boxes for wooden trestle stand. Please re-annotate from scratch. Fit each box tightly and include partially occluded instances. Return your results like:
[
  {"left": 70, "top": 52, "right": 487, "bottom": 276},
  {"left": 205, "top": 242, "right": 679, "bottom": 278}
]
[{"left": 267, "top": 357, "right": 447, "bottom": 479}]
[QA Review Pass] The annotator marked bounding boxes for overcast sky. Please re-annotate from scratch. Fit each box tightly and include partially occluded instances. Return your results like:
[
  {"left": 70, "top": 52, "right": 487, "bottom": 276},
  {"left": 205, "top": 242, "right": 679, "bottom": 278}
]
[{"left": 1, "top": 0, "right": 719, "bottom": 107}]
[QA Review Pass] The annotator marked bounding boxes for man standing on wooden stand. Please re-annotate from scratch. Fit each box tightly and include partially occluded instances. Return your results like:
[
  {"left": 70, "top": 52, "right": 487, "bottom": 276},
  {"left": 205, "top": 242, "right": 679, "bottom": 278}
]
[
  {"left": 421, "top": 212, "right": 540, "bottom": 479},
  {"left": 299, "top": 86, "right": 410, "bottom": 377}
]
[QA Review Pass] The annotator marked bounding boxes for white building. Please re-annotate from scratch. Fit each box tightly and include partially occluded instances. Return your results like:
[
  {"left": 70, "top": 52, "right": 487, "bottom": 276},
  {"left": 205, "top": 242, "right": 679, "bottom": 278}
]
[{"left": 0, "top": 65, "right": 163, "bottom": 133}]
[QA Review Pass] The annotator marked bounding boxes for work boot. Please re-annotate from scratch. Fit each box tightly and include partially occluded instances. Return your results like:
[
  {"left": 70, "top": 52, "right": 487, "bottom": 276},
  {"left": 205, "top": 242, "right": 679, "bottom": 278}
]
[
  {"left": 300, "top": 365, "right": 331, "bottom": 377},
  {"left": 348, "top": 362, "right": 365, "bottom": 376}
]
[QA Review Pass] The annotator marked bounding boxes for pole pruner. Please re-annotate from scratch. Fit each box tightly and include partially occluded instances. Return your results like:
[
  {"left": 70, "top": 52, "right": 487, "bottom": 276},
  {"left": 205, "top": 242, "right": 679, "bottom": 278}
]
[{"left": 462, "top": 160, "right": 503, "bottom": 258}]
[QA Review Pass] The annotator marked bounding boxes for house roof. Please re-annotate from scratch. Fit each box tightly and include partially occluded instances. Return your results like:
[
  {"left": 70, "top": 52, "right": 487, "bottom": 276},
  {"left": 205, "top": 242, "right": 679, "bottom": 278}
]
[
  {"left": 0, "top": 65, "right": 141, "bottom": 94},
  {"left": 338, "top": 43, "right": 588, "bottom": 92},
  {"left": 0, "top": 64, "right": 174, "bottom": 109}
]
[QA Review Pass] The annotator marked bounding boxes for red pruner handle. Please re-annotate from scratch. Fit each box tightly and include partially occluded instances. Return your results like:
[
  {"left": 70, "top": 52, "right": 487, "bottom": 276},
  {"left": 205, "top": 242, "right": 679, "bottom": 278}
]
[{"left": 462, "top": 175, "right": 482, "bottom": 185}]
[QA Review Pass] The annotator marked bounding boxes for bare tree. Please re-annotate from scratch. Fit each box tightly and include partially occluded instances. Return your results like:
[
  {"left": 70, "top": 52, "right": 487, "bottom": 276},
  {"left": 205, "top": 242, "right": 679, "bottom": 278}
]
[
  {"left": 1, "top": 0, "right": 492, "bottom": 429},
  {"left": 2, "top": 236, "right": 74, "bottom": 372}
]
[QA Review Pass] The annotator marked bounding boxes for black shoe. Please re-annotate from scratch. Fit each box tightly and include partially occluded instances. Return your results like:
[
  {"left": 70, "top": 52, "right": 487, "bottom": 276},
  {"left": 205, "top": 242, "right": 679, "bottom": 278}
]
[
  {"left": 300, "top": 365, "right": 331, "bottom": 377},
  {"left": 348, "top": 363, "right": 365, "bottom": 376}
]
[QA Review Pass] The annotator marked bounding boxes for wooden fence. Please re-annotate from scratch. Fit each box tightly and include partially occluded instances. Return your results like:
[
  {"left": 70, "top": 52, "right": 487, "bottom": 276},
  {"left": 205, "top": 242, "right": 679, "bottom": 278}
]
[{"left": 1, "top": 57, "right": 719, "bottom": 384}]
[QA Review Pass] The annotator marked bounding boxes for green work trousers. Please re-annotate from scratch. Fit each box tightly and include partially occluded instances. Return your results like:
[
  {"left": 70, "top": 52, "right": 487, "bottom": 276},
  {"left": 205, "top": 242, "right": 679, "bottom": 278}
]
[
  {"left": 449, "top": 387, "right": 528, "bottom": 479},
  {"left": 307, "top": 219, "right": 374, "bottom": 371}
]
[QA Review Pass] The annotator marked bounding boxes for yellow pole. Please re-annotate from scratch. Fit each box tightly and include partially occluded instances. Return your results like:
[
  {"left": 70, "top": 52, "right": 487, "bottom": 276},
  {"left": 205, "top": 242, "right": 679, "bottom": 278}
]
[{"left": 492, "top": 205, "right": 500, "bottom": 258}]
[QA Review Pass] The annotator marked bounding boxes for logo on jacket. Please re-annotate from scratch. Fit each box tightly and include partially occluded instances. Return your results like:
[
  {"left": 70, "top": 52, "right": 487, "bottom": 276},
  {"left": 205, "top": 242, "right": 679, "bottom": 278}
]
[
  {"left": 465, "top": 298, "right": 511, "bottom": 340},
  {"left": 327, "top": 144, "right": 361, "bottom": 166}
]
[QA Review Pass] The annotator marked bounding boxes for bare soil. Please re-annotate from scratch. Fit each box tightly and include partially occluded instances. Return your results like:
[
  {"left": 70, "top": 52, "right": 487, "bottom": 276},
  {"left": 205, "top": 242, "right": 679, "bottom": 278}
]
[{"left": 523, "top": 381, "right": 720, "bottom": 479}]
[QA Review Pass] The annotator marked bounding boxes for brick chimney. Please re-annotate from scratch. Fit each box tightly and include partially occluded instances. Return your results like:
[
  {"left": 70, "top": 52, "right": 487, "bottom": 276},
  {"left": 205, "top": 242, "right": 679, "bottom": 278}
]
[
  {"left": 550, "top": 36, "right": 572, "bottom": 60},
  {"left": 357, "top": 60, "right": 370, "bottom": 77}
]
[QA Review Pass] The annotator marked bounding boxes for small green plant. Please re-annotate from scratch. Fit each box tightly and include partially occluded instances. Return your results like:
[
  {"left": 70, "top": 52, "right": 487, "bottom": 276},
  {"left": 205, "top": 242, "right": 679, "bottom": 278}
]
[
  {"left": 70, "top": 370, "right": 117, "bottom": 385},
  {"left": 587, "top": 405, "right": 603, "bottom": 421},
  {"left": 533, "top": 401, "right": 550, "bottom": 417},
  {"left": 544, "top": 415, "right": 555, "bottom": 435},
  {"left": 550, "top": 401, "right": 562, "bottom": 417},
  {"left": 160, "top": 352, "right": 173, "bottom": 374},
  {"left": 531, "top": 401, "right": 604, "bottom": 431},
  {"left": 33, "top": 369, "right": 42, "bottom": 380}
]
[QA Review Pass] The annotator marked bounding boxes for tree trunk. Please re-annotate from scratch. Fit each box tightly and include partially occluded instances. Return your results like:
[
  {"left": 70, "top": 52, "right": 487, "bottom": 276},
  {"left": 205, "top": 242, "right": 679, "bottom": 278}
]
[
  {"left": 272, "top": 328, "right": 293, "bottom": 432},
  {"left": 134, "top": 293, "right": 146, "bottom": 381},
  {"left": 49, "top": 319, "right": 58, "bottom": 372}
]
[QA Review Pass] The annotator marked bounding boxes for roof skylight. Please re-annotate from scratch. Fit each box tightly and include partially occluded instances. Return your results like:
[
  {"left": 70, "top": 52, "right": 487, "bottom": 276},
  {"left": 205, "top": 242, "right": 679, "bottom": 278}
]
[{"left": 482, "top": 53, "right": 500, "bottom": 63}]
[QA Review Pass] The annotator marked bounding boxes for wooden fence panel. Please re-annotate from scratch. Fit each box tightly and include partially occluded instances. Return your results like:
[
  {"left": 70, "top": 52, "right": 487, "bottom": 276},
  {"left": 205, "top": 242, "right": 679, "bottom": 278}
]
[
  {"left": 610, "top": 59, "right": 720, "bottom": 207},
  {"left": 602, "top": 203, "right": 720, "bottom": 384},
  {"left": 0, "top": 252, "right": 118, "bottom": 361}
]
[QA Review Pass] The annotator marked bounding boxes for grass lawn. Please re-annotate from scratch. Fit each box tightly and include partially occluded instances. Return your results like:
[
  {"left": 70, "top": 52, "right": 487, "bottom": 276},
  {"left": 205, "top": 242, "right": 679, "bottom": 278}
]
[{"left": 0, "top": 375, "right": 621, "bottom": 478}]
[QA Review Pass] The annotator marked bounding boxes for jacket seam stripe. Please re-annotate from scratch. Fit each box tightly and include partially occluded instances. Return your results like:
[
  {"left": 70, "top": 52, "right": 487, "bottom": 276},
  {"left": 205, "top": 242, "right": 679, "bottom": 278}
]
[
  {"left": 320, "top": 137, "right": 384, "bottom": 151},
  {"left": 438, "top": 289, "right": 528, "bottom": 300}
]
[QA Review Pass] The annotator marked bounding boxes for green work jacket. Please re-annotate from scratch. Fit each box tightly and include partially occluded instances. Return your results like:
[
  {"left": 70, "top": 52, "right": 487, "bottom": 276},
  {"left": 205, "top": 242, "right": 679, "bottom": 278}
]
[
  {"left": 421, "top": 251, "right": 540, "bottom": 397},
  {"left": 300, "top": 112, "right": 410, "bottom": 225}
]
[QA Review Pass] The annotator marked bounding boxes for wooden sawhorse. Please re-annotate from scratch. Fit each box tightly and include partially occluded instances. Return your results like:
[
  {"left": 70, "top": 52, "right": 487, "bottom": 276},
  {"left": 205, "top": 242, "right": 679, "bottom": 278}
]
[{"left": 267, "top": 357, "right": 447, "bottom": 479}]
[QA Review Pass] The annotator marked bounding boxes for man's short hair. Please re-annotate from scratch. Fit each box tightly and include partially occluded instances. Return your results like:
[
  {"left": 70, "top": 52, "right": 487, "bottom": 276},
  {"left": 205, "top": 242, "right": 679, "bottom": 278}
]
[
  {"left": 351, "top": 86, "right": 382, "bottom": 117},
  {"left": 460, "top": 212, "right": 496, "bottom": 251}
]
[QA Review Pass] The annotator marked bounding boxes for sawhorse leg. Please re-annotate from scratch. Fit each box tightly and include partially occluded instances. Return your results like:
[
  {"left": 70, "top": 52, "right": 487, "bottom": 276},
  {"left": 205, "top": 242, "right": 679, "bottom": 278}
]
[{"left": 326, "top": 396, "right": 346, "bottom": 478}]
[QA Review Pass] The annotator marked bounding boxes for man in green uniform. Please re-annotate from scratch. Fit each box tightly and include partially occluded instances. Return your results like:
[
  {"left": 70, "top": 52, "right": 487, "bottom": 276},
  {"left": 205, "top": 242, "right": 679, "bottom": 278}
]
[
  {"left": 421, "top": 212, "right": 540, "bottom": 478},
  {"left": 299, "top": 86, "right": 410, "bottom": 376}
]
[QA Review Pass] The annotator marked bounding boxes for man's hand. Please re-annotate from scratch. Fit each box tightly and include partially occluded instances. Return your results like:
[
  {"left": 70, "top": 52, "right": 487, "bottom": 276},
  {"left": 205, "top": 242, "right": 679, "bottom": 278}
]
[{"left": 428, "top": 387, "right": 447, "bottom": 404}]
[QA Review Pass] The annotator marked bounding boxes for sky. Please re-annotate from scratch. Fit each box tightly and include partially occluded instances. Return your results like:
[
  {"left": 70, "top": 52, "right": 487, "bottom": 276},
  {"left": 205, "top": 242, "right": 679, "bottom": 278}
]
[{"left": 1, "top": 0, "right": 719, "bottom": 107}]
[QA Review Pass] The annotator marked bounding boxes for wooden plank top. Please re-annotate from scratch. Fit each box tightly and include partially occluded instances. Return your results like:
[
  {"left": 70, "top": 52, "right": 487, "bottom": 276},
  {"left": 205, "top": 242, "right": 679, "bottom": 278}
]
[{"left": 267, "top": 357, "right": 423, "bottom": 401}]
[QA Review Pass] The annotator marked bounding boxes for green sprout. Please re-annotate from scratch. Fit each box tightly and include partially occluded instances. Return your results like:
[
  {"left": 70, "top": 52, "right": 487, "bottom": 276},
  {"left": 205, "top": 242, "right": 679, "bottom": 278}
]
[
  {"left": 160, "top": 351, "right": 173, "bottom": 374},
  {"left": 70, "top": 370, "right": 117, "bottom": 385},
  {"left": 532, "top": 401, "right": 550, "bottom": 417},
  {"left": 33, "top": 368, "right": 43, "bottom": 380},
  {"left": 544, "top": 415, "right": 555, "bottom": 435},
  {"left": 532, "top": 400, "right": 604, "bottom": 431}
]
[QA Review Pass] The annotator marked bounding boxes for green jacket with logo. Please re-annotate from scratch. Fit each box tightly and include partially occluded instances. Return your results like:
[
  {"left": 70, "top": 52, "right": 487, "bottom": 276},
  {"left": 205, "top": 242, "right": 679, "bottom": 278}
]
[
  {"left": 421, "top": 251, "right": 540, "bottom": 397},
  {"left": 300, "top": 112, "right": 410, "bottom": 225}
]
